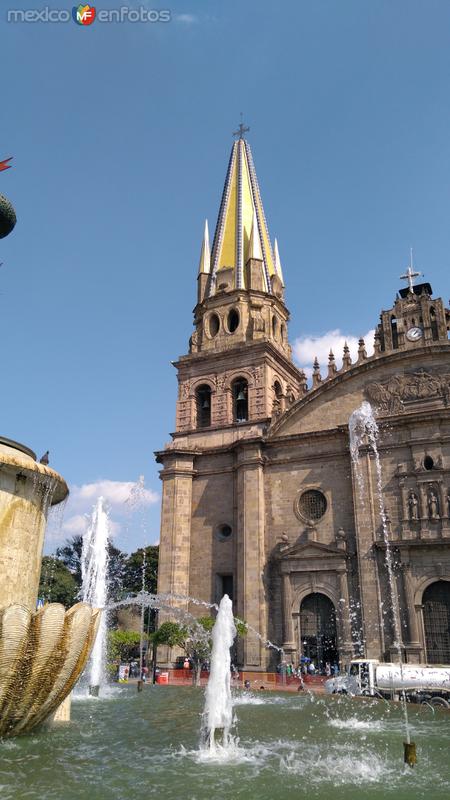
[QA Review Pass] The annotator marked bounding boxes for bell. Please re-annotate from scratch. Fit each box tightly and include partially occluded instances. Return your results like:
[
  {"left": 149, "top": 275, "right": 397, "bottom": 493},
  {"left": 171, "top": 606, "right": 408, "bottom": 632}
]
[
  {"left": 202, "top": 397, "right": 210, "bottom": 409},
  {"left": 236, "top": 390, "right": 246, "bottom": 402}
]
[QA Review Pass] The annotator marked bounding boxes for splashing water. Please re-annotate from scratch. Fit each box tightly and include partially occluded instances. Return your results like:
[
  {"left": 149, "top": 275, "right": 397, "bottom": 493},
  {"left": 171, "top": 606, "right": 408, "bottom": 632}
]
[
  {"left": 349, "top": 401, "right": 411, "bottom": 744},
  {"left": 200, "top": 594, "right": 237, "bottom": 751},
  {"left": 81, "top": 496, "right": 110, "bottom": 690}
]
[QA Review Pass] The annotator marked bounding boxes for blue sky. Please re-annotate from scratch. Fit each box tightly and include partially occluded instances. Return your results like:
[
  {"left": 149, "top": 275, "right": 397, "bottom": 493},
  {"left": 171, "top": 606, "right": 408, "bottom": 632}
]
[{"left": 1, "top": 0, "right": 450, "bottom": 552}]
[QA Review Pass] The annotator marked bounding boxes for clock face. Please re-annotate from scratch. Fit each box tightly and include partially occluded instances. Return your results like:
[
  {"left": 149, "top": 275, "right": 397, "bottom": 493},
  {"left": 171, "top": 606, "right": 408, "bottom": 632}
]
[{"left": 406, "top": 326, "right": 423, "bottom": 342}]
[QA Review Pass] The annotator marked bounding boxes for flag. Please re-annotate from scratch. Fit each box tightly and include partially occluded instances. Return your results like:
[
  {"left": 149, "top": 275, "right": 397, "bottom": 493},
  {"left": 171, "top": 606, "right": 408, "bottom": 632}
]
[{"left": 0, "top": 157, "right": 13, "bottom": 172}]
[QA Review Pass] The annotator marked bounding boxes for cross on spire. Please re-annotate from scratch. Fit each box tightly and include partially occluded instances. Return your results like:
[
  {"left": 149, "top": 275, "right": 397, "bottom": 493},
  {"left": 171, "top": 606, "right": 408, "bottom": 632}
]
[
  {"left": 233, "top": 113, "right": 250, "bottom": 140},
  {"left": 400, "top": 248, "right": 422, "bottom": 293}
]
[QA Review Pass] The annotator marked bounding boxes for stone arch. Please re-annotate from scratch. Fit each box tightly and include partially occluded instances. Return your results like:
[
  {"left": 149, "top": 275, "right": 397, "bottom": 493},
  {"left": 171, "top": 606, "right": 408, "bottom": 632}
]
[
  {"left": 298, "top": 591, "right": 339, "bottom": 670},
  {"left": 224, "top": 369, "right": 256, "bottom": 392},
  {"left": 292, "top": 580, "right": 339, "bottom": 614},
  {"left": 189, "top": 377, "right": 216, "bottom": 395},
  {"left": 422, "top": 580, "right": 450, "bottom": 663},
  {"left": 414, "top": 575, "right": 450, "bottom": 607}
]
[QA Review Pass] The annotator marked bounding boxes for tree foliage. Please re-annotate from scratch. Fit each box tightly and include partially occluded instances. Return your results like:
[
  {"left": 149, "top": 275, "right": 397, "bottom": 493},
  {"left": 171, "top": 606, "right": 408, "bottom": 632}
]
[
  {"left": 108, "top": 629, "right": 146, "bottom": 663},
  {"left": 55, "top": 533, "right": 143, "bottom": 601},
  {"left": 122, "top": 545, "right": 159, "bottom": 596},
  {"left": 38, "top": 557, "right": 78, "bottom": 607},
  {"left": 151, "top": 615, "right": 247, "bottom": 684}
]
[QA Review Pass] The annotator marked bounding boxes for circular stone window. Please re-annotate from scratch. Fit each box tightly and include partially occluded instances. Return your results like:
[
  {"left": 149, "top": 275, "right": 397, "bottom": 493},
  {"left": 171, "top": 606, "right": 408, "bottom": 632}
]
[
  {"left": 295, "top": 489, "right": 327, "bottom": 524},
  {"left": 216, "top": 523, "right": 232, "bottom": 541},
  {"left": 208, "top": 313, "right": 220, "bottom": 338},
  {"left": 227, "top": 308, "right": 239, "bottom": 333}
]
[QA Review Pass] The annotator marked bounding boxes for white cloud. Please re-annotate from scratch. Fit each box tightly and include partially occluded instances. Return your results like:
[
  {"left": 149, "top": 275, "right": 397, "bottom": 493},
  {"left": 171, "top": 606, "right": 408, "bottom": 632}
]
[
  {"left": 293, "top": 328, "right": 375, "bottom": 378},
  {"left": 69, "top": 479, "right": 159, "bottom": 510},
  {"left": 61, "top": 514, "right": 87, "bottom": 535},
  {"left": 45, "top": 479, "right": 160, "bottom": 549},
  {"left": 175, "top": 13, "right": 197, "bottom": 24}
]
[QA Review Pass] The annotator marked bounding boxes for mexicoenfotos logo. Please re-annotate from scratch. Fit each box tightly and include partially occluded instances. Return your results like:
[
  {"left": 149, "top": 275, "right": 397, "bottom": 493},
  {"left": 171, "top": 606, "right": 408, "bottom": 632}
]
[{"left": 72, "top": 4, "right": 96, "bottom": 25}]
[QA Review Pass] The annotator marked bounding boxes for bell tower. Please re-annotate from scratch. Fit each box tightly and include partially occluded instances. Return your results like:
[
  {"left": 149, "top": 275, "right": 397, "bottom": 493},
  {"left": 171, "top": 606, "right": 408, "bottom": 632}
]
[
  {"left": 376, "top": 258, "right": 450, "bottom": 354},
  {"left": 174, "top": 131, "right": 302, "bottom": 436}
]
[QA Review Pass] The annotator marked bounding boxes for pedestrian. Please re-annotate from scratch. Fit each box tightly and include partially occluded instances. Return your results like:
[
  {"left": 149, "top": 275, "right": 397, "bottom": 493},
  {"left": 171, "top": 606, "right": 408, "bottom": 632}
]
[{"left": 325, "top": 662, "right": 331, "bottom": 677}]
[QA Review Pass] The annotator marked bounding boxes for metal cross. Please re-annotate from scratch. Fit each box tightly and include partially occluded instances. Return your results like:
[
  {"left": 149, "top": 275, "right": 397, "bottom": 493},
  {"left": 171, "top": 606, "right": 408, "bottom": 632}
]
[
  {"left": 400, "top": 248, "right": 421, "bottom": 292},
  {"left": 233, "top": 113, "right": 250, "bottom": 139}
]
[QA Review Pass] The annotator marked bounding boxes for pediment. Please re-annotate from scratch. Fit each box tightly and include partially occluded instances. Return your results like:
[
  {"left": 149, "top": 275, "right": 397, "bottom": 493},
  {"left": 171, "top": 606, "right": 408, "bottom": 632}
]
[{"left": 276, "top": 539, "right": 345, "bottom": 561}]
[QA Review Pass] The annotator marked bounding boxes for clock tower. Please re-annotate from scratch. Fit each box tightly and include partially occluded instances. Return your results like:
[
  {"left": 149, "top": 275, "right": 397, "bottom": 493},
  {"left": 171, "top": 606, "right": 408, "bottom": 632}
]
[{"left": 375, "top": 262, "right": 450, "bottom": 353}]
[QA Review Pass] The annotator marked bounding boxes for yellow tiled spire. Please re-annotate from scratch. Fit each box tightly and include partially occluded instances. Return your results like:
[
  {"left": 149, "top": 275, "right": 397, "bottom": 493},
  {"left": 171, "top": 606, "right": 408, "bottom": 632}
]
[{"left": 209, "top": 136, "right": 276, "bottom": 295}]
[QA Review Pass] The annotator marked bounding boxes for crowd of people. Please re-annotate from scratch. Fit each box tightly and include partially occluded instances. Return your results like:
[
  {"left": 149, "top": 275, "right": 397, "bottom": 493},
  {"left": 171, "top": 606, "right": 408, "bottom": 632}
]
[{"left": 276, "top": 660, "right": 340, "bottom": 678}]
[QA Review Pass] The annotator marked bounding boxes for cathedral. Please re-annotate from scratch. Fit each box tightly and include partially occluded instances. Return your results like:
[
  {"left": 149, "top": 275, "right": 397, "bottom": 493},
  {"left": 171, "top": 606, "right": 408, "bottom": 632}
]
[{"left": 156, "top": 131, "right": 450, "bottom": 673}]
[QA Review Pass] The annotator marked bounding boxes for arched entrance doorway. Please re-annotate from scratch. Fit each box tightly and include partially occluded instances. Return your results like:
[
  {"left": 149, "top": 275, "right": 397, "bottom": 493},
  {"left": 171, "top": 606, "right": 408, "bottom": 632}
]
[
  {"left": 300, "top": 593, "right": 338, "bottom": 670},
  {"left": 423, "top": 581, "right": 450, "bottom": 663}
]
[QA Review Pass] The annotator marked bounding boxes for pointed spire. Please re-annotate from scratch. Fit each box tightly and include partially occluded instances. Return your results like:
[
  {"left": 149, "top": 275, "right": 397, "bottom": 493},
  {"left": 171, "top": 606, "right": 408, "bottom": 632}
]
[
  {"left": 373, "top": 329, "right": 381, "bottom": 355},
  {"left": 209, "top": 138, "right": 276, "bottom": 295},
  {"left": 248, "top": 208, "right": 263, "bottom": 261},
  {"left": 357, "top": 337, "right": 367, "bottom": 362},
  {"left": 273, "top": 238, "right": 285, "bottom": 286},
  {"left": 299, "top": 370, "right": 308, "bottom": 394},
  {"left": 312, "top": 357, "right": 322, "bottom": 388},
  {"left": 198, "top": 219, "right": 211, "bottom": 275},
  {"left": 327, "top": 349, "right": 337, "bottom": 378},
  {"left": 342, "top": 342, "right": 352, "bottom": 369}
]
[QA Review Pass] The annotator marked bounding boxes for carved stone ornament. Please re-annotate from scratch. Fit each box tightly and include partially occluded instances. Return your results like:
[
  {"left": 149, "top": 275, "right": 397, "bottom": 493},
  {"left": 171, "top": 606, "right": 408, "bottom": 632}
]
[{"left": 364, "top": 370, "right": 450, "bottom": 413}]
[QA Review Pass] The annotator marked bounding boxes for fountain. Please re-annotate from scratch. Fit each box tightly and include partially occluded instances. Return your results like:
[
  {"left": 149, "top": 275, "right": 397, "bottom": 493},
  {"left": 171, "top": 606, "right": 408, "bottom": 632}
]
[
  {"left": 80, "top": 496, "right": 110, "bottom": 697},
  {"left": 200, "top": 594, "right": 236, "bottom": 750},
  {"left": 0, "top": 437, "right": 100, "bottom": 736},
  {"left": 349, "top": 401, "right": 415, "bottom": 765}
]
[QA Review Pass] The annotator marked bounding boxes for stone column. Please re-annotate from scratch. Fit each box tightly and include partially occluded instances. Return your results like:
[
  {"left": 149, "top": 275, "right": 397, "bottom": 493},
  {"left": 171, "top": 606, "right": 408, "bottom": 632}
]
[
  {"left": 281, "top": 570, "right": 296, "bottom": 651},
  {"left": 351, "top": 450, "right": 385, "bottom": 658},
  {"left": 156, "top": 449, "right": 197, "bottom": 663},
  {"left": 236, "top": 442, "right": 267, "bottom": 669},
  {"left": 337, "top": 568, "right": 353, "bottom": 663}
]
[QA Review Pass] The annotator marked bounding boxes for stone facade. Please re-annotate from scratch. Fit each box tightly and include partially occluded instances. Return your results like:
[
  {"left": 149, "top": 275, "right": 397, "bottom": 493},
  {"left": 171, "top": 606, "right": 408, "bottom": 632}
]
[{"left": 156, "top": 141, "right": 450, "bottom": 671}]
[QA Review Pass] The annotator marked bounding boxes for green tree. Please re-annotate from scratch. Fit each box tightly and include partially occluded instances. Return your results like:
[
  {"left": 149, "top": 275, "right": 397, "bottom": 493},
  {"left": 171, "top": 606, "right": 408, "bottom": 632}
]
[
  {"left": 122, "top": 545, "right": 159, "bottom": 596},
  {"left": 56, "top": 534, "right": 127, "bottom": 601},
  {"left": 108, "top": 629, "right": 146, "bottom": 664},
  {"left": 151, "top": 616, "right": 247, "bottom": 686},
  {"left": 38, "top": 557, "right": 78, "bottom": 607}
]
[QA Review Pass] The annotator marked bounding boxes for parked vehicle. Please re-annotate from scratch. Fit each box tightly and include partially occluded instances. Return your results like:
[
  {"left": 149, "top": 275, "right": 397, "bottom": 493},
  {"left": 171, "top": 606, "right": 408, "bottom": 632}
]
[{"left": 325, "top": 659, "right": 450, "bottom": 707}]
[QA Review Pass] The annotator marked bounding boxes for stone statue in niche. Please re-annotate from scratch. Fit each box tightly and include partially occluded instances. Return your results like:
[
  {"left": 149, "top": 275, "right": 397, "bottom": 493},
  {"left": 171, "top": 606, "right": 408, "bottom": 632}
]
[
  {"left": 335, "top": 526, "right": 347, "bottom": 550},
  {"left": 428, "top": 490, "right": 440, "bottom": 520},
  {"left": 408, "top": 492, "right": 419, "bottom": 521},
  {"left": 251, "top": 308, "right": 265, "bottom": 334},
  {"left": 272, "top": 398, "right": 282, "bottom": 419}
]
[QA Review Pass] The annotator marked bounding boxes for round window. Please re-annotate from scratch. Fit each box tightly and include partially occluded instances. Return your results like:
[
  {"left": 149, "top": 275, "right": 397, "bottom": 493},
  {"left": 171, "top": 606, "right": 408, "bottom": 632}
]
[
  {"left": 216, "top": 523, "right": 232, "bottom": 541},
  {"left": 227, "top": 308, "right": 239, "bottom": 333},
  {"left": 208, "top": 313, "right": 220, "bottom": 338},
  {"left": 295, "top": 489, "right": 327, "bottom": 523}
]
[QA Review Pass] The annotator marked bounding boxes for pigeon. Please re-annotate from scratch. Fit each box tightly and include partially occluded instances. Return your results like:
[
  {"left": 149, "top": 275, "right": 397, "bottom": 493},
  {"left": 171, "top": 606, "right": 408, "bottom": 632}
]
[{"left": 39, "top": 451, "right": 49, "bottom": 465}]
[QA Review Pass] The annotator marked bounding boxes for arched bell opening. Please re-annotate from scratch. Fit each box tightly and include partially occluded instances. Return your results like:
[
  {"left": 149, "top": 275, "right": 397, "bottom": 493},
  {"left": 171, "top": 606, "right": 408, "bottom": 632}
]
[
  {"left": 196, "top": 384, "right": 212, "bottom": 428},
  {"left": 430, "top": 306, "right": 439, "bottom": 341},
  {"left": 390, "top": 315, "right": 399, "bottom": 349},
  {"left": 232, "top": 377, "right": 248, "bottom": 423},
  {"left": 299, "top": 593, "right": 338, "bottom": 672}
]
